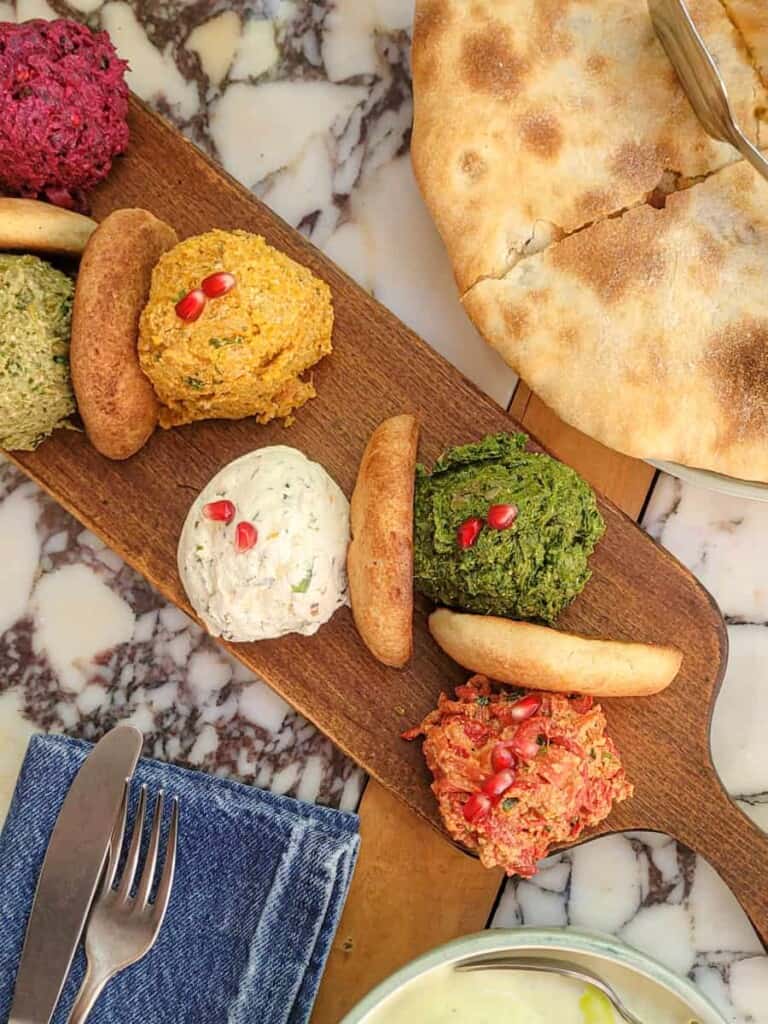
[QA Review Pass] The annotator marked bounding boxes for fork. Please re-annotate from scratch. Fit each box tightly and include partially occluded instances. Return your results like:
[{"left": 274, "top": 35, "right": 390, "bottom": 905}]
[
  {"left": 648, "top": 0, "right": 768, "bottom": 183},
  {"left": 66, "top": 784, "right": 179, "bottom": 1024}
]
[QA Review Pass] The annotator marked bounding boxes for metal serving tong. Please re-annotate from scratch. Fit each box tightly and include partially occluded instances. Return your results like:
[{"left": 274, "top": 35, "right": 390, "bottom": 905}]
[{"left": 648, "top": 0, "right": 768, "bottom": 183}]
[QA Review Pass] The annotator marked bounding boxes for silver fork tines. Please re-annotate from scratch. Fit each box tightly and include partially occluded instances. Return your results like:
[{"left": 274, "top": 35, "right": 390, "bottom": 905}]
[{"left": 66, "top": 783, "right": 179, "bottom": 1024}]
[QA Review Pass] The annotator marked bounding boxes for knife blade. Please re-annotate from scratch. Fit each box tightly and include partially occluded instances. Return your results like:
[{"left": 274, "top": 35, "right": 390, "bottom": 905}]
[{"left": 8, "top": 725, "right": 143, "bottom": 1024}]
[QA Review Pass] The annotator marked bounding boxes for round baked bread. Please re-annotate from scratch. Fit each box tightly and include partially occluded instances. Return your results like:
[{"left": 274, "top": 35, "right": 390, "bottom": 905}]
[
  {"left": 348, "top": 414, "right": 420, "bottom": 668},
  {"left": 0, "top": 198, "right": 97, "bottom": 255},
  {"left": 70, "top": 208, "right": 178, "bottom": 460},
  {"left": 412, "top": 0, "right": 768, "bottom": 481},
  {"left": 429, "top": 608, "right": 682, "bottom": 697}
]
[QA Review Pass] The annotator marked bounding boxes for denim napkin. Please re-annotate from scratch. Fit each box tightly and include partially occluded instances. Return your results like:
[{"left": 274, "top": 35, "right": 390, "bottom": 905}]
[{"left": 0, "top": 734, "right": 360, "bottom": 1023}]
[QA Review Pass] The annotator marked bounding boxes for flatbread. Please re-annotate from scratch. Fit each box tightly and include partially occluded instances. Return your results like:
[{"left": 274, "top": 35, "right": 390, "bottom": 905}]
[
  {"left": 348, "top": 414, "right": 420, "bottom": 668},
  {"left": 723, "top": 0, "right": 768, "bottom": 87},
  {"left": 429, "top": 609, "right": 683, "bottom": 697},
  {"left": 464, "top": 161, "right": 768, "bottom": 480},
  {"left": 412, "top": 0, "right": 766, "bottom": 291}
]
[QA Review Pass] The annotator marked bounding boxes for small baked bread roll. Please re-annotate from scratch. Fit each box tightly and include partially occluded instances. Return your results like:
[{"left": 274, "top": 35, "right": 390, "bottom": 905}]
[
  {"left": 71, "top": 209, "right": 178, "bottom": 460},
  {"left": 429, "top": 608, "right": 682, "bottom": 697},
  {"left": 0, "top": 197, "right": 96, "bottom": 255},
  {"left": 348, "top": 414, "right": 420, "bottom": 667}
]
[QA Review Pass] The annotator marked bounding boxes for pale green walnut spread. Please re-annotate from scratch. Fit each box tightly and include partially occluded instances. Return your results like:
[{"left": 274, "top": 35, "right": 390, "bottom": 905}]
[
  {"left": 0, "top": 254, "right": 75, "bottom": 451},
  {"left": 414, "top": 433, "right": 605, "bottom": 623}
]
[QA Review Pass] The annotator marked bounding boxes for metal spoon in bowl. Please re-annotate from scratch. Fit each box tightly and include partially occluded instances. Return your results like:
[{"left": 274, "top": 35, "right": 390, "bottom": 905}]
[
  {"left": 647, "top": 0, "right": 768, "bottom": 183},
  {"left": 455, "top": 955, "right": 645, "bottom": 1024}
]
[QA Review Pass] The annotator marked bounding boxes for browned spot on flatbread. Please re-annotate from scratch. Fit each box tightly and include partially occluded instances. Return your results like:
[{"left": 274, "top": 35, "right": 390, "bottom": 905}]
[
  {"left": 503, "top": 306, "right": 528, "bottom": 340},
  {"left": 461, "top": 21, "right": 529, "bottom": 99},
  {"left": 610, "top": 141, "right": 673, "bottom": 189},
  {"left": 413, "top": 0, "right": 450, "bottom": 77},
  {"left": 459, "top": 150, "right": 487, "bottom": 182},
  {"left": 709, "top": 320, "right": 768, "bottom": 445},
  {"left": 552, "top": 212, "right": 667, "bottom": 304},
  {"left": 518, "top": 111, "right": 562, "bottom": 159},
  {"left": 534, "top": 0, "right": 573, "bottom": 56},
  {"left": 414, "top": 0, "right": 450, "bottom": 47},
  {"left": 559, "top": 325, "right": 579, "bottom": 349},
  {"left": 688, "top": 228, "right": 727, "bottom": 289},
  {"left": 576, "top": 188, "right": 612, "bottom": 219},
  {"left": 586, "top": 53, "right": 608, "bottom": 75}
]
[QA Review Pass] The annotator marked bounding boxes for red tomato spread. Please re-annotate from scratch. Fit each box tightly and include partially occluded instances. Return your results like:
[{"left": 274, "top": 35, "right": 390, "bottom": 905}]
[{"left": 404, "top": 675, "right": 633, "bottom": 877}]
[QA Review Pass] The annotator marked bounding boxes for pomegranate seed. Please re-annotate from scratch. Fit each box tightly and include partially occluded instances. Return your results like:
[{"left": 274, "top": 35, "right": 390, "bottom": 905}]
[
  {"left": 201, "top": 271, "right": 236, "bottom": 298},
  {"left": 203, "top": 499, "right": 236, "bottom": 523},
  {"left": 482, "top": 769, "right": 515, "bottom": 799},
  {"left": 510, "top": 721, "right": 543, "bottom": 760},
  {"left": 462, "top": 792, "right": 492, "bottom": 824},
  {"left": 234, "top": 521, "right": 258, "bottom": 553},
  {"left": 176, "top": 288, "right": 206, "bottom": 321},
  {"left": 487, "top": 503, "right": 518, "bottom": 530},
  {"left": 457, "top": 516, "right": 484, "bottom": 550},
  {"left": 508, "top": 694, "right": 542, "bottom": 722},
  {"left": 491, "top": 743, "right": 516, "bottom": 773},
  {"left": 511, "top": 734, "right": 541, "bottom": 760}
]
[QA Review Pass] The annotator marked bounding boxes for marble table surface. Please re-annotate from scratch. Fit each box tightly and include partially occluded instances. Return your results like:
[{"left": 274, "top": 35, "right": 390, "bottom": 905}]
[{"left": 1, "top": 1, "right": 767, "bottom": 1020}]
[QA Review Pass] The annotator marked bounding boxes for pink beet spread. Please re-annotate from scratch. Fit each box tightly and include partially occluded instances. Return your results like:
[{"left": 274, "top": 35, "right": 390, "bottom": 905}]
[{"left": 0, "top": 19, "right": 129, "bottom": 210}]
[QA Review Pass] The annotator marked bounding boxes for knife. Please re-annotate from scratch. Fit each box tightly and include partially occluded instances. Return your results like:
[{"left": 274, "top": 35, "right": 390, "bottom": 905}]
[{"left": 8, "top": 725, "right": 143, "bottom": 1024}]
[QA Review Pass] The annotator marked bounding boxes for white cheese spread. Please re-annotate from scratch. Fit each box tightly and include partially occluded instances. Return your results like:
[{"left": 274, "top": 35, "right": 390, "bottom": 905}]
[{"left": 178, "top": 446, "right": 350, "bottom": 641}]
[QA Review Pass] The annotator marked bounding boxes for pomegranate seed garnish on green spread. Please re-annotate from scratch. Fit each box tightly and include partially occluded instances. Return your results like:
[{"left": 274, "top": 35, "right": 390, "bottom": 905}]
[
  {"left": 487, "top": 503, "right": 518, "bottom": 530},
  {"left": 457, "top": 516, "right": 483, "bottom": 549}
]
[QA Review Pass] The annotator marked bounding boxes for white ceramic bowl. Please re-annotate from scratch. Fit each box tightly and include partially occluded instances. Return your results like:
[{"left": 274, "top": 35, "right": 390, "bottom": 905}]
[
  {"left": 341, "top": 928, "right": 727, "bottom": 1024},
  {"left": 648, "top": 459, "right": 768, "bottom": 502}
]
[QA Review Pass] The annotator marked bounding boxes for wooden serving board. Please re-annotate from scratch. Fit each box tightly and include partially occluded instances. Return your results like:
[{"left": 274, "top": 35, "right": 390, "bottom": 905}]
[{"left": 10, "top": 98, "right": 768, "bottom": 945}]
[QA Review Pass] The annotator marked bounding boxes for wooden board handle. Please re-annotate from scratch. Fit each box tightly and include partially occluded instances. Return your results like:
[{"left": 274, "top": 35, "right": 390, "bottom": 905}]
[{"left": 653, "top": 768, "right": 768, "bottom": 948}]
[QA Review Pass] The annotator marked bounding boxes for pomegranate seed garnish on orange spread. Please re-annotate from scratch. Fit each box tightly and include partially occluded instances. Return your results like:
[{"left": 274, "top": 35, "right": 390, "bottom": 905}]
[
  {"left": 507, "top": 694, "right": 541, "bottom": 722},
  {"left": 462, "top": 792, "right": 492, "bottom": 823},
  {"left": 201, "top": 271, "right": 236, "bottom": 298},
  {"left": 234, "top": 521, "right": 258, "bottom": 553},
  {"left": 202, "top": 499, "right": 236, "bottom": 523},
  {"left": 482, "top": 769, "right": 515, "bottom": 799},
  {"left": 175, "top": 288, "right": 206, "bottom": 322},
  {"left": 404, "top": 675, "right": 632, "bottom": 878},
  {"left": 491, "top": 743, "right": 516, "bottom": 773}
]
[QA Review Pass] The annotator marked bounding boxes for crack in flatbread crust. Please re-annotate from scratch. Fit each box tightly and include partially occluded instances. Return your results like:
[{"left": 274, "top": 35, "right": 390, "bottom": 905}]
[
  {"left": 413, "top": 0, "right": 768, "bottom": 293},
  {"left": 462, "top": 161, "right": 768, "bottom": 480},
  {"left": 459, "top": 165, "right": 723, "bottom": 299}
]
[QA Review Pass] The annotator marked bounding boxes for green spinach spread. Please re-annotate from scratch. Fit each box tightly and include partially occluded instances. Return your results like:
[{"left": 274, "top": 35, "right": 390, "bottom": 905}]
[
  {"left": 0, "top": 254, "right": 75, "bottom": 451},
  {"left": 414, "top": 433, "right": 605, "bottom": 623}
]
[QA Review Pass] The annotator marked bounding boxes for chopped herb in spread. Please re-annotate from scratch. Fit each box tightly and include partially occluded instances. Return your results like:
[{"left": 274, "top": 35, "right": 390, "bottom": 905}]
[
  {"left": 414, "top": 433, "right": 605, "bottom": 623},
  {"left": 209, "top": 335, "right": 243, "bottom": 349},
  {"left": 291, "top": 568, "right": 314, "bottom": 593},
  {"left": 185, "top": 377, "right": 205, "bottom": 390},
  {"left": 0, "top": 254, "right": 75, "bottom": 451}
]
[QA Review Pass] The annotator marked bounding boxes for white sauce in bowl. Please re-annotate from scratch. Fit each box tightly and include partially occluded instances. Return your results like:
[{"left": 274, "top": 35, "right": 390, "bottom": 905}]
[
  {"left": 363, "top": 963, "right": 700, "bottom": 1024},
  {"left": 178, "top": 446, "right": 349, "bottom": 641}
]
